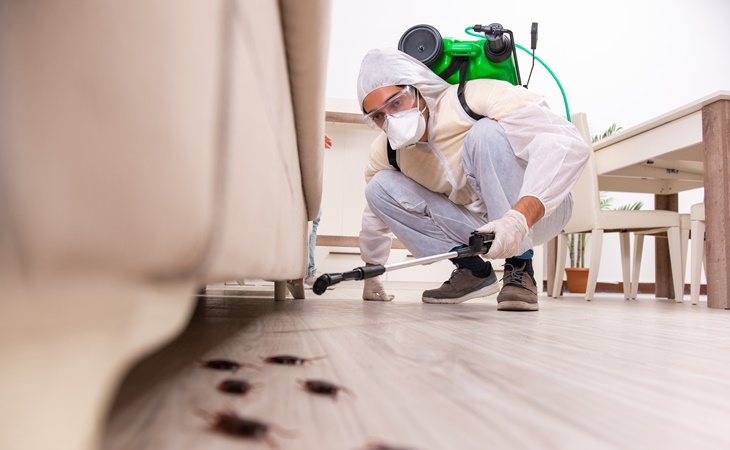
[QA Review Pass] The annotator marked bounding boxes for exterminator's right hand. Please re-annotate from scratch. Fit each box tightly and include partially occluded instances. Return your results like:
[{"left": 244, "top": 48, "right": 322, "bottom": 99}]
[
  {"left": 363, "top": 276, "right": 394, "bottom": 302},
  {"left": 478, "top": 209, "right": 529, "bottom": 259}
]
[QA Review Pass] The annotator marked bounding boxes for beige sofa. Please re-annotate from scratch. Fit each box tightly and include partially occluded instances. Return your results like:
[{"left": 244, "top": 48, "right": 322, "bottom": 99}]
[{"left": 0, "top": 1, "right": 330, "bottom": 449}]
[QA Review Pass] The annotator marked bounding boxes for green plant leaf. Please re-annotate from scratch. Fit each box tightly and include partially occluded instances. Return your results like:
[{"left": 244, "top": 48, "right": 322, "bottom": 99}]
[
  {"left": 600, "top": 192, "right": 613, "bottom": 210},
  {"left": 616, "top": 200, "right": 643, "bottom": 211},
  {"left": 592, "top": 122, "right": 623, "bottom": 143}
]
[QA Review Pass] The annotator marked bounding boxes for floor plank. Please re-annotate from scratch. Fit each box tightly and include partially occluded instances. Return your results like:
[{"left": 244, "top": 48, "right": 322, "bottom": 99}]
[{"left": 101, "top": 282, "right": 730, "bottom": 450}]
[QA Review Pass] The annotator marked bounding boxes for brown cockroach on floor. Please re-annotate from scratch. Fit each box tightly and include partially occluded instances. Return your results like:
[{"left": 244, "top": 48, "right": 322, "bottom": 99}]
[
  {"left": 199, "top": 409, "right": 295, "bottom": 449},
  {"left": 217, "top": 378, "right": 257, "bottom": 395},
  {"left": 361, "top": 443, "right": 419, "bottom": 450},
  {"left": 298, "top": 378, "right": 354, "bottom": 400},
  {"left": 262, "top": 354, "right": 326, "bottom": 366},
  {"left": 200, "top": 358, "right": 260, "bottom": 372}
]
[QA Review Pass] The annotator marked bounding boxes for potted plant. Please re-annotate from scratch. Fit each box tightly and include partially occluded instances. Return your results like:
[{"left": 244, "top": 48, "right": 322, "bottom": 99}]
[{"left": 565, "top": 233, "right": 589, "bottom": 292}]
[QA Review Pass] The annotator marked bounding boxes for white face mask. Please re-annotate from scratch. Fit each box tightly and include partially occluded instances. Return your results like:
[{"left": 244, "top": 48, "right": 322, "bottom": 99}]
[{"left": 384, "top": 102, "right": 427, "bottom": 149}]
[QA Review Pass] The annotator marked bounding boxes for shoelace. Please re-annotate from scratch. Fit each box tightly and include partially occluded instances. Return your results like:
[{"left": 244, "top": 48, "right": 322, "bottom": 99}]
[{"left": 500, "top": 263, "right": 530, "bottom": 288}]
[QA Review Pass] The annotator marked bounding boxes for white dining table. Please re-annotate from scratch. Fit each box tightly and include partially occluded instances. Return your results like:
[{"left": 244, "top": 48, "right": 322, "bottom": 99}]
[{"left": 592, "top": 91, "right": 730, "bottom": 308}]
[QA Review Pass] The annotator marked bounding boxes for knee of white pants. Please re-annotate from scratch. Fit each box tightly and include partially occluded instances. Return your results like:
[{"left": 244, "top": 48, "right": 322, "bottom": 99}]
[
  {"left": 462, "top": 118, "right": 524, "bottom": 216},
  {"left": 462, "top": 119, "right": 525, "bottom": 189},
  {"left": 463, "top": 118, "right": 508, "bottom": 152},
  {"left": 365, "top": 170, "right": 429, "bottom": 215},
  {"left": 365, "top": 170, "right": 397, "bottom": 206},
  {"left": 469, "top": 117, "right": 505, "bottom": 140}
]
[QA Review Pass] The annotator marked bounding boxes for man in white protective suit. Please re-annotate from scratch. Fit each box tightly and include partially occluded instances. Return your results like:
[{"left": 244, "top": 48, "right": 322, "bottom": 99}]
[{"left": 357, "top": 48, "right": 589, "bottom": 311}]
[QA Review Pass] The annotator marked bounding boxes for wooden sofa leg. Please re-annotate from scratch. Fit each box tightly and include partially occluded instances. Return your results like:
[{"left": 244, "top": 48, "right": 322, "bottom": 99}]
[
  {"left": 274, "top": 281, "right": 287, "bottom": 301},
  {"left": 274, "top": 280, "right": 305, "bottom": 300},
  {"left": 288, "top": 279, "right": 305, "bottom": 299}
]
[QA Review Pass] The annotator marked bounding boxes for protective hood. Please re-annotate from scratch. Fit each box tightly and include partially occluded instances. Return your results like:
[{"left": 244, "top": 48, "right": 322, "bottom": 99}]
[{"left": 357, "top": 48, "right": 450, "bottom": 114}]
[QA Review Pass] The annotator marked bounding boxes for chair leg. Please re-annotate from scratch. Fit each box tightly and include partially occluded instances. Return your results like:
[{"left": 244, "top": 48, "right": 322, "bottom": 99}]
[
  {"left": 681, "top": 226, "right": 690, "bottom": 282},
  {"left": 631, "top": 234, "right": 645, "bottom": 299},
  {"left": 619, "top": 232, "right": 631, "bottom": 300},
  {"left": 690, "top": 219, "right": 705, "bottom": 305},
  {"left": 585, "top": 229, "right": 603, "bottom": 301},
  {"left": 552, "top": 233, "right": 568, "bottom": 298},
  {"left": 666, "top": 227, "right": 684, "bottom": 302}
]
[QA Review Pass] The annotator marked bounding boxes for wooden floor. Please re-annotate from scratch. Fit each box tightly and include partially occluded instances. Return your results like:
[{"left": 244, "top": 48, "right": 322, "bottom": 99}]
[{"left": 102, "top": 281, "right": 730, "bottom": 450}]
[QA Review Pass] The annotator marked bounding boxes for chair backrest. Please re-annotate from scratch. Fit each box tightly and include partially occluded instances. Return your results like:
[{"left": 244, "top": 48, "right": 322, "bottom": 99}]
[{"left": 562, "top": 112, "right": 601, "bottom": 233}]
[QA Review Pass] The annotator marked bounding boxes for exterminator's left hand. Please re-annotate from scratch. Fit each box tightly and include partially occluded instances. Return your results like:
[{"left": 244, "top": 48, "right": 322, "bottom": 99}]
[{"left": 478, "top": 209, "right": 529, "bottom": 259}]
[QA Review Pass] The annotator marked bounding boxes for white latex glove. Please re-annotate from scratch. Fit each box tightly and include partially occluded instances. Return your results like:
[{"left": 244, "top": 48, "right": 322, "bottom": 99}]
[
  {"left": 363, "top": 276, "right": 394, "bottom": 302},
  {"left": 479, "top": 209, "right": 530, "bottom": 259}
]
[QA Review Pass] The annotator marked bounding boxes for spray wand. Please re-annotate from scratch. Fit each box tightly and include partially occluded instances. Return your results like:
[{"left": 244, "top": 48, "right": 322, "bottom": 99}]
[{"left": 312, "top": 231, "right": 495, "bottom": 295}]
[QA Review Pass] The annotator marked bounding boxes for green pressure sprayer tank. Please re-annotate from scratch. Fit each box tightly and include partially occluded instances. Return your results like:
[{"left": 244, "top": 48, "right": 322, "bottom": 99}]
[
  {"left": 397, "top": 22, "right": 573, "bottom": 122},
  {"left": 398, "top": 23, "right": 521, "bottom": 86}
]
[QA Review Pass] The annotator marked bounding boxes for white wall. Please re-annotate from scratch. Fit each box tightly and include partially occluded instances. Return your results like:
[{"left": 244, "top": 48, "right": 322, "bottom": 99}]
[{"left": 322, "top": 0, "right": 730, "bottom": 283}]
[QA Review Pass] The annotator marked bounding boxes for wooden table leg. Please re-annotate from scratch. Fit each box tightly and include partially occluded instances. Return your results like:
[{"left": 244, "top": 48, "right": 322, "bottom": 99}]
[
  {"left": 655, "top": 193, "right": 678, "bottom": 299},
  {"left": 702, "top": 100, "right": 730, "bottom": 309}
]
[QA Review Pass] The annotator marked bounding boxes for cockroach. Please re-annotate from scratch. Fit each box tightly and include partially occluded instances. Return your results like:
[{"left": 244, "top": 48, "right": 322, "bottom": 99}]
[
  {"left": 217, "top": 378, "right": 256, "bottom": 395},
  {"left": 262, "top": 354, "right": 326, "bottom": 366},
  {"left": 362, "top": 443, "right": 418, "bottom": 450},
  {"left": 298, "top": 378, "right": 354, "bottom": 399},
  {"left": 199, "top": 410, "right": 294, "bottom": 448},
  {"left": 200, "top": 359, "right": 258, "bottom": 372}
]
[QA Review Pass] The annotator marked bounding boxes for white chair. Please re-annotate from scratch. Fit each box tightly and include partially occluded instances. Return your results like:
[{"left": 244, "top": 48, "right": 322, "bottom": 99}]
[
  {"left": 551, "top": 113, "right": 684, "bottom": 301},
  {"left": 690, "top": 202, "right": 706, "bottom": 304}
]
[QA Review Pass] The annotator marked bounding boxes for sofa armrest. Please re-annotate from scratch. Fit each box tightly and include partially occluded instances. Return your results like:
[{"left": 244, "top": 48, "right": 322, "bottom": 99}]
[{"left": 279, "top": 0, "right": 331, "bottom": 220}]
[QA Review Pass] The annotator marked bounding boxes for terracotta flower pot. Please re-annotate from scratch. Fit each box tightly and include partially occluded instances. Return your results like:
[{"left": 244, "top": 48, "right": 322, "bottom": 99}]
[{"left": 565, "top": 267, "right": 589, "bottom": 293}]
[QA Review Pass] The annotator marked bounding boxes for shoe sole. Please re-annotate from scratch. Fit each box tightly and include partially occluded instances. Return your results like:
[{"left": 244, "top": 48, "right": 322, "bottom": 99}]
[
  {"left": 497, "top": 300, "right": 539, "bottom": 311},
  {"left": 422, "top": 281, "right": 501, "bottom": 304}
]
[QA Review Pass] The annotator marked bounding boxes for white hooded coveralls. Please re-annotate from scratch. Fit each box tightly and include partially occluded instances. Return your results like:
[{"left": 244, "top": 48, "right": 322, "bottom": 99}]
[{"left": 357, "top": 48, "right": 590, "bottom": 264}]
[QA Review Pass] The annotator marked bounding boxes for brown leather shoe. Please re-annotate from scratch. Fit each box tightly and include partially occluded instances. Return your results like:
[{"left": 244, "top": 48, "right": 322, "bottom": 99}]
[
  {"left": 422, "top": 267, "right": 500, "bottom": 304},
  {"left": 497, "top": 261, "right": 539, "bottom": 311}
]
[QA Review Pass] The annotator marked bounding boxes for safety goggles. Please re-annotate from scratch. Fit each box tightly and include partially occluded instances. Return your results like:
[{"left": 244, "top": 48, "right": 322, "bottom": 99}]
[{"left": 363, "top": 85, "right": 418, "bottom": 129}]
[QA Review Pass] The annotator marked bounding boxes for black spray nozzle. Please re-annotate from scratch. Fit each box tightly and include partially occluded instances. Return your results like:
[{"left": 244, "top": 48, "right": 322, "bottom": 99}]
[
  {"left": 473, "top": 23, "right": 504, "bottom": 37},
  {"left": 312, "top": 264, "right": 387, "bottom": 295},
  {"left": 531, "top": 22, "right": 538, "bottom": 50},
  {"left": 313, "top": 273, "right": 339, "bottom": 295}
]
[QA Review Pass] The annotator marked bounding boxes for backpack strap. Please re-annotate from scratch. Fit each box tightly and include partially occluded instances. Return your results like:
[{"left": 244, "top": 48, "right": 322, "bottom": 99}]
[
  {"left": 457, "top": 61, "right": 485, "bottom": 121},
  {"left": 438, "top": 56, "right": 467, "bottom": 82},
  {"left": 387, "top": 140, "right": 400, "bottom": 171}
]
